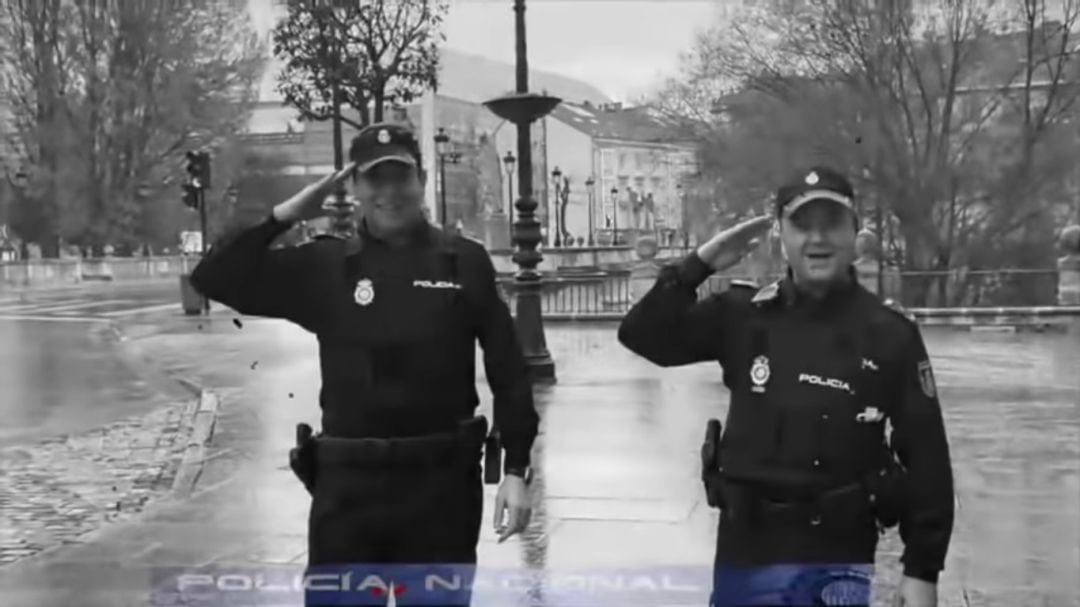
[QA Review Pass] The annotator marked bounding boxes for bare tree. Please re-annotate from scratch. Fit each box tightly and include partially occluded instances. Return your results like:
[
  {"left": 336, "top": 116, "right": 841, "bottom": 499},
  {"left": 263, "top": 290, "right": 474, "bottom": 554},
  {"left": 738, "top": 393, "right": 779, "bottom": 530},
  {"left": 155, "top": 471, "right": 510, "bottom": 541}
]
[
  {"left": 0, "top": 0, "right": 264, "bottom": 256},
  {"left": 272, "top": 0, "right": 449, "bottom": 129},
  {"left": 655, "top": 0, "right": 1080, "bottom": 304}
]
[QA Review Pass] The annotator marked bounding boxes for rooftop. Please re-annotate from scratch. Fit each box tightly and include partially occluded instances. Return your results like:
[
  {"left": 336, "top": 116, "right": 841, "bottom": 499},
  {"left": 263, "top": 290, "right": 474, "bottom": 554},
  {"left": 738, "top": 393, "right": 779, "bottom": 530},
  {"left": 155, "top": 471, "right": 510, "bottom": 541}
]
[{"left": 550, "top": 101, "right": 699, "bottom": 144}]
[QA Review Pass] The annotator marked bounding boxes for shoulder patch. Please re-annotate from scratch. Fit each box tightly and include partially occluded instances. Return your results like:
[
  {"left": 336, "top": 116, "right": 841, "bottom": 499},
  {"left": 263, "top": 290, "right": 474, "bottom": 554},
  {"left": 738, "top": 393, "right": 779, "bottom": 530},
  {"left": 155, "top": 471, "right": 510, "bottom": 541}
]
[
  {"left": 751, "top": 280, "right": 781, "bottom": 305},
  {"left": 882, "top": 298, "right": 917, "bottom": 323}
]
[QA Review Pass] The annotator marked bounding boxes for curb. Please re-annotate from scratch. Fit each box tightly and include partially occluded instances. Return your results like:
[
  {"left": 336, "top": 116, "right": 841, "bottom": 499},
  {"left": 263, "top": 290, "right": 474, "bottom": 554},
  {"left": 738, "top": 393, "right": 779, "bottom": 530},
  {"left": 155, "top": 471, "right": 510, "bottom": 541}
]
[
  {"left": 104, "top": 320, "right": 222, "bottom": 499},
  {"left": 170, "top": 389, "right": 220, "bottom": 498}
]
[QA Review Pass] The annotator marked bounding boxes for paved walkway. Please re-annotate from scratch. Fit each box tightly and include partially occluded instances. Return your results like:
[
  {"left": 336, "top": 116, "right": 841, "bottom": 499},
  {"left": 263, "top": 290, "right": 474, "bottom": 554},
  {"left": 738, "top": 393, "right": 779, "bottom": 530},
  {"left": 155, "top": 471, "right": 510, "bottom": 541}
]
[
  {"left": 0, "top": 319, "right": 195, "bottom": 567},
  {"left": 1, "top": 319, "right": 1078, "bottom": 606}
]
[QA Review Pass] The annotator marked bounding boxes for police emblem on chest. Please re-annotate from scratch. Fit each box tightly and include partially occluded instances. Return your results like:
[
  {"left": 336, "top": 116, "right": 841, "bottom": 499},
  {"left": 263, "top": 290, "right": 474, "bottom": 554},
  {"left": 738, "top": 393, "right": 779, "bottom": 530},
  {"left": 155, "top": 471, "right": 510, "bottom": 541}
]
[
  {"left": 750, "top": 355, "right": 770, "bottom": 393},
  {"left": 353, "top": 278, "right": 375, "bottom": 306}
]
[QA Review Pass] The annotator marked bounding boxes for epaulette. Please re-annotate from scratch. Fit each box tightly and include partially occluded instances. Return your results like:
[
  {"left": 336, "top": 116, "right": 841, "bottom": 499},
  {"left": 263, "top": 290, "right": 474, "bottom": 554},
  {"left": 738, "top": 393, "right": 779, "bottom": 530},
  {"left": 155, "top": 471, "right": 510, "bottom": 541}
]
[
  {"left": 750, "top": 280, "right": 781, "bottom": 305},
  {"left": 882, "top": 298, "right": 917, "bottom": 323},
  {"left": 730, "top": 279, "right": 758, "bottom": 290}
]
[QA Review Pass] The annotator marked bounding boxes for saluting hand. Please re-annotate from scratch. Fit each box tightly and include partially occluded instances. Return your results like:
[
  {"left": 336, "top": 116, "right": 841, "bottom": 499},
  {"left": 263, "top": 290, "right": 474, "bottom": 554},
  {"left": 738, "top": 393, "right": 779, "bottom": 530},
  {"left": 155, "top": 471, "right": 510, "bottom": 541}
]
[
  {"left": 272, "top": 162, "right": 357, "bottom": 223},
  {"left": 493, "top": 475, "right": 531, "bottom": 543},
  {"left": 695, "top": 215, "right": 774, "bottom": 272}
]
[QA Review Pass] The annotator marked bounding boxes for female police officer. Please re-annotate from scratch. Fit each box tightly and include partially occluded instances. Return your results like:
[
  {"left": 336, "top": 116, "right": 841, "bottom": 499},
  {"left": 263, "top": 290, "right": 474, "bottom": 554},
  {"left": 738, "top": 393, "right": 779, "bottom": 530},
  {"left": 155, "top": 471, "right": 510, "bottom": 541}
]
[
  {"left": 190, "top": 123, "right": 538, "bottom": 606},
  {"left": 618, "top": 167, "right": 954, "bottom": 606}
]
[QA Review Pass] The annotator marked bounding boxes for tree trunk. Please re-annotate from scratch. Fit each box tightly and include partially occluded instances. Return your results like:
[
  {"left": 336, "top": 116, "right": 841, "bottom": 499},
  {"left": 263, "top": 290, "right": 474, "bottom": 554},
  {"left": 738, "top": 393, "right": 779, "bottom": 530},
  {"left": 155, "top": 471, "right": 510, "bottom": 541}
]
[{"left": 898, "top": 217, "right": 939, "bottom": 306}]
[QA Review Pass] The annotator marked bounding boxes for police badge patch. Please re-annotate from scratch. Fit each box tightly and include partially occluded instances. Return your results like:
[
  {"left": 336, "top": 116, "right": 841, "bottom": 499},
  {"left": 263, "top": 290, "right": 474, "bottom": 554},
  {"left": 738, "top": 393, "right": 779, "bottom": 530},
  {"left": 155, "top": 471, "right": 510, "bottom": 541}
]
[
  {"left": 354, "top": 278, "right": 375, "bottom": 306},
  {"left": 917, "top": 360, "right": 936, "bottom": 398},
  {"left": 750, "top": 355, "right": 770, "bottom": 393}
]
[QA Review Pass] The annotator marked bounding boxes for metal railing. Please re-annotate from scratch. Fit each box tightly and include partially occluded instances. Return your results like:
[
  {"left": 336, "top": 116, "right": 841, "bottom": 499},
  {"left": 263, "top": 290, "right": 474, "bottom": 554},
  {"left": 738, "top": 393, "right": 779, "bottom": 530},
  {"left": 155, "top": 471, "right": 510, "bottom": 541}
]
[
  {"left": 495, "top": 268, "right": 1067, "bottom": 317},
  {"left": 885, "top": 269, "right": 1061, "bottom": 308},
  {"left": 496, "top": 271, "right": 634, "bottom": 316}
]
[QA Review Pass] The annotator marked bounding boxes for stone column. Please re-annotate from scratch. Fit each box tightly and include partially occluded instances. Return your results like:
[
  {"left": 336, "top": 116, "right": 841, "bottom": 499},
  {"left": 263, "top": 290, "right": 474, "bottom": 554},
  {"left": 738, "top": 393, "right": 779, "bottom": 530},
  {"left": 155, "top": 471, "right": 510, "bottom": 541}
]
[{"left": 1058, "top": 225, "right": 1080, "bottom": 305}]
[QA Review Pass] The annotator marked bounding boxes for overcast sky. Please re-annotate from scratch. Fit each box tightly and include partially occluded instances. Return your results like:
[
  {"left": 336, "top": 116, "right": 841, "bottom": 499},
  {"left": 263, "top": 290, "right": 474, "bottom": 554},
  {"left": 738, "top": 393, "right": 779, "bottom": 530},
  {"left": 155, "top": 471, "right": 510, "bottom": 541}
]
[
  {"left": 249, "top": 0, "right": 719, "bottom": 102},
  {"left": 440, "top": 0, "right": 717, "bottom": 101}
]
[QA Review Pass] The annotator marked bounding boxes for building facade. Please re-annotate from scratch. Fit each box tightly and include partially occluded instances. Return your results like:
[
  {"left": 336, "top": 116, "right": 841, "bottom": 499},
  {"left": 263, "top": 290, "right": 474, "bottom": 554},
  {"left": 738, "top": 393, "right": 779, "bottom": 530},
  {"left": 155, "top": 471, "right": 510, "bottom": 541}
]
[{"left": 531, "top": 102, "right": 698, "bottom": 247}]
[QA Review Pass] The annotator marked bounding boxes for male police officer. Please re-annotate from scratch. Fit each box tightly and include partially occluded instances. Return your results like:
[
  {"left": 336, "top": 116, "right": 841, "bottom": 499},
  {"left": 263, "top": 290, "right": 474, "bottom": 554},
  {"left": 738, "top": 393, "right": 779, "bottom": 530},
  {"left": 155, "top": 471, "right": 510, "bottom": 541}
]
[
  {"left": 618, "top": 167, "right": 954, "bottom": 607},
  {"left": 190, "top": 123, "right": 538, "bottom": 606}
]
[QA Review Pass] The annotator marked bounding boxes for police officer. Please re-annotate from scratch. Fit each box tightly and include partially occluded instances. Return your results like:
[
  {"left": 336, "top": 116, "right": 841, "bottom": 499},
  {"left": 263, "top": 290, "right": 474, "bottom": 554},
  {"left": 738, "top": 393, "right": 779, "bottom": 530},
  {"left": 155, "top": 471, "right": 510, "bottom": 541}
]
[
  {"left": 618, "top": 167, "right": 954, "bottom": 607},
  {"left": 189, "top": 123, "right": 539, "bottom": 606}
]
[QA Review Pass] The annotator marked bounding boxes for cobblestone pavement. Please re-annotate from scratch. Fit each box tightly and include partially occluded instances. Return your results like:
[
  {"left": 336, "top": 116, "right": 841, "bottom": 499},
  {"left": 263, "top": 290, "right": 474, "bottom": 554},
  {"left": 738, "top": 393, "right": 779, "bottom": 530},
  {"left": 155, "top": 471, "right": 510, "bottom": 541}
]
[{"left": 0, "top": 390, "right": 192, "bottom": 567}]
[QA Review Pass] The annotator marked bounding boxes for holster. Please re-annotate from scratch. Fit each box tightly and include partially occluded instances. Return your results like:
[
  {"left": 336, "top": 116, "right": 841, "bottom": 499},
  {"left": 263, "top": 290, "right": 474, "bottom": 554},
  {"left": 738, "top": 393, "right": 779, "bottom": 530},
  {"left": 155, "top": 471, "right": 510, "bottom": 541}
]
[
  {"left": 863, "top": 455, "right": 907, "bottom": 531},
  {"left": 289, "top": 422, "right": 318, "bottom": 494},
  {"left": 700, "top": 419, "right": 725, "bottom": 508}
]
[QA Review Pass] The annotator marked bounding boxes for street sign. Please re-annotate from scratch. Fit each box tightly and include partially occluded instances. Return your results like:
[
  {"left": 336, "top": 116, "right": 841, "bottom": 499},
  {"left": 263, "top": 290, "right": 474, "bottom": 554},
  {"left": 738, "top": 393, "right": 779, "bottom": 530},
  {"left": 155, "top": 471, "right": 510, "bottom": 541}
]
[{"left": 180, "top": 231, "right": 203, "bottom": 254}]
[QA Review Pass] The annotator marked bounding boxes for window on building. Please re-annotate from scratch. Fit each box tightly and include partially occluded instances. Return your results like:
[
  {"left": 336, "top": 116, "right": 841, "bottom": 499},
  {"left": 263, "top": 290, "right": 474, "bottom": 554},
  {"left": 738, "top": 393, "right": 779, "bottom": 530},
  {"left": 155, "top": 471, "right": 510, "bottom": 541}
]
[{"left": 601, "top": 149, "right": 616, "bottom": 176}]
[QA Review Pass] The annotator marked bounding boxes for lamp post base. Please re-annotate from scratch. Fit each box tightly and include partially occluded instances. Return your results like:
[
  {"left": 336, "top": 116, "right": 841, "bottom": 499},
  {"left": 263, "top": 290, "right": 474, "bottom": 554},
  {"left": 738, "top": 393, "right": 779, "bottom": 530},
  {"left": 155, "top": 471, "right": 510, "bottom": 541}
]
[{"left": 514, "top": 279, "right": 556, "bottom": 383}]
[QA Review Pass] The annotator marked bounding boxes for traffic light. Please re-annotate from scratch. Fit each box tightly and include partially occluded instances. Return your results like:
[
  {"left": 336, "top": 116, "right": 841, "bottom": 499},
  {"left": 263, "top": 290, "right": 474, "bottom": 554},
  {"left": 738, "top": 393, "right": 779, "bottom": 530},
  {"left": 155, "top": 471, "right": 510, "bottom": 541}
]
[
  {"left": 185, "top": 150, "right": 211, "bottom": 190},
  {"left": 181, "top": 183, "right": 199, "bottom": 209}
]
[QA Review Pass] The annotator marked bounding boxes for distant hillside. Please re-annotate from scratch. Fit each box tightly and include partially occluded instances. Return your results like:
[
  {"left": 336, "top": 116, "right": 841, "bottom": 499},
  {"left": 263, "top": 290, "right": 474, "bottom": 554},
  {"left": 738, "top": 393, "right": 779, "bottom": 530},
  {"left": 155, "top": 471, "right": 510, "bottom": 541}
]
[
  {"left": 433, "top": 49, "right": 612, "bottom": 105},
  {"left": 254, "top": 47, "right": 612, "bottom": 107}
]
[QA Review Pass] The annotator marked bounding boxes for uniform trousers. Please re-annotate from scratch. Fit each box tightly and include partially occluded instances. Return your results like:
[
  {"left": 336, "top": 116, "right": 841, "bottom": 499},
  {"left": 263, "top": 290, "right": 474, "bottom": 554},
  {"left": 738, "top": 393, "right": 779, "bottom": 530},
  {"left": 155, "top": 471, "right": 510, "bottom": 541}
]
[{"left": 305, "top": 459, "right": 484, "bottom": 607}]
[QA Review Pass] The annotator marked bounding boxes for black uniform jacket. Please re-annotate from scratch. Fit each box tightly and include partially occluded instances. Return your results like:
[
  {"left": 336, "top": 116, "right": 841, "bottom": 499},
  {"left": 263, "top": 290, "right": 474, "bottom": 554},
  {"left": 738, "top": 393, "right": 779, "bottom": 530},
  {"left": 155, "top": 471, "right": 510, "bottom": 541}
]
[
  {"left": 618, "top": 253, "right": 955, "bottom": 583},
  {"left": 188, "top": 215, "right": 539, "bottom": 470}
]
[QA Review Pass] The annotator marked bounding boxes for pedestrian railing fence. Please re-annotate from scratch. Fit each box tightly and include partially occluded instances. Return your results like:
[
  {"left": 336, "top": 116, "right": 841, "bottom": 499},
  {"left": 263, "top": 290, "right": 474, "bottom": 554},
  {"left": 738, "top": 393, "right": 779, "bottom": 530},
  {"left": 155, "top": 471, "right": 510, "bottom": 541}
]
[{"left": 495, "top": 269, "right": 1066, "bottom": 317}]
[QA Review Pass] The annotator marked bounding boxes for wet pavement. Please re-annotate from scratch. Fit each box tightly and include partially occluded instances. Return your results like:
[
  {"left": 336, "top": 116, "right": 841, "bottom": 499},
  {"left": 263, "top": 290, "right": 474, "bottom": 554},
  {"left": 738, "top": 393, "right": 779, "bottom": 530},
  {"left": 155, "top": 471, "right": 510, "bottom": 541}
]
[
  {"left": 0, "top": 280, "right": 181, "bottom": 322},
  {"left": 0, "top": 304, "right": 201, "bottom": 569},
  {"left": 0, "top": 319, "right": 1077, "bottom": 606},
  {"left": 0, "top": 319, "right": 186, "bottom": 448}
]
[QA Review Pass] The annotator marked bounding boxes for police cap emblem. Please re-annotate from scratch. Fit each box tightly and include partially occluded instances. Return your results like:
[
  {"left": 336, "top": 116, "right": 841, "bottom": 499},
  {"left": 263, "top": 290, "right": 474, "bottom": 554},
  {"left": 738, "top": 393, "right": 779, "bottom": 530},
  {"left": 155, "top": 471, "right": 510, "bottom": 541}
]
[
  {"left": 805, "top": 171, "right": 820, "bottom": 185},
  {"left": 376, "top": 129, "right": 391, "bottom": 144},
  {"left": 354, "top": 278, "right": 375, "bottom": 306},
  {"left": 750, "top": 355, "right": 770, "bottom": 393}
]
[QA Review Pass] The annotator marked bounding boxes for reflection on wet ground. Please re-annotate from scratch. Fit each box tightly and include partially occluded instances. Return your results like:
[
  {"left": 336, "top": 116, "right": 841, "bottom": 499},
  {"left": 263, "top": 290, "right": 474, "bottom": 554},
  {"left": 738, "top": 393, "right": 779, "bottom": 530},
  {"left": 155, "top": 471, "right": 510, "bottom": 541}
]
[{"left": 0, "top": 320, "right": 178, "bottom": 448}]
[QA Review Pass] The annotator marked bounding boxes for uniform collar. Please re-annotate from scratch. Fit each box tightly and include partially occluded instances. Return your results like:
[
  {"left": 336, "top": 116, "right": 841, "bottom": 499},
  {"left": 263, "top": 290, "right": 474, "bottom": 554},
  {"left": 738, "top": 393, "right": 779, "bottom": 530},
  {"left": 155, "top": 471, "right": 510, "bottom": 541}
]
[
  {"left": 774, "top": 266, "right": 859, "bottom": 311},
  {"left": 358, "top": 216, "right": 434, "bottom": 247}
]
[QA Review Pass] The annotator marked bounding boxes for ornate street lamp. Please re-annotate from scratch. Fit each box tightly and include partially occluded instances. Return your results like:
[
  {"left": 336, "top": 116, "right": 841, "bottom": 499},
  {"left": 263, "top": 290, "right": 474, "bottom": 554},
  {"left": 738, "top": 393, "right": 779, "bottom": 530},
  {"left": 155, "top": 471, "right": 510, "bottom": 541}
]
[
  {"left": 585, "top": 176, "right": 595, "bottom": 247},
  {"left": 503, "top": 151, "right": 516, "bottom": 222},
  {"left": 482, "top": 0, "right": 560, "bottom": 383},
  {"left": 610, "top": 187, "right": 619, "bottom": 245},
  {"left": 434, "top": 127, "right": 462, "bottom": 230}
]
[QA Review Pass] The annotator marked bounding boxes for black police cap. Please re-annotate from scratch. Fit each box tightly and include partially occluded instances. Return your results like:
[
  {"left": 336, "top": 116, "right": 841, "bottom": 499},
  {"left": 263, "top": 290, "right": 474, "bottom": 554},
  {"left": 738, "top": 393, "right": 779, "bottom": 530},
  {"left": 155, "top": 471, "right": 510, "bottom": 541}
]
[
  {"left": 775, "top": 166, "right": 856, "bottom": 218},
  {"left": 349, "top": 123, "right": 420, "bottom": 174}
]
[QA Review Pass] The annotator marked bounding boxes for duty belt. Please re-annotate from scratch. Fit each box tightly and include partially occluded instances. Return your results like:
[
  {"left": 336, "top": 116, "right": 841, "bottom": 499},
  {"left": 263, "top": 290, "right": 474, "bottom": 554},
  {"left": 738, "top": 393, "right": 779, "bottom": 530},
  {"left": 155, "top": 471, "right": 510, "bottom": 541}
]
[
  {"left": 314, "top": 416, "right": 487, "bottom": 468},
  {"left": 722, "top": 479, "right": 874, "bottom": 529}
]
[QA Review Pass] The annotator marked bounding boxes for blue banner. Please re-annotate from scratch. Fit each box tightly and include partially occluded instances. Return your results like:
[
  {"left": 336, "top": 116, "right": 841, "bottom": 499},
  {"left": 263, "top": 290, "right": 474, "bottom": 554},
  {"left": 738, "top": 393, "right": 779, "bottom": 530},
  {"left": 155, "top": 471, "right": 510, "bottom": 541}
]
[{"left": 149, "top": 563, "right": 873, "bottom": 606}]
